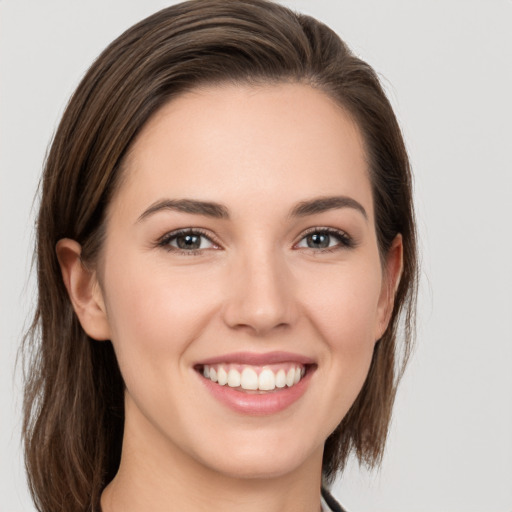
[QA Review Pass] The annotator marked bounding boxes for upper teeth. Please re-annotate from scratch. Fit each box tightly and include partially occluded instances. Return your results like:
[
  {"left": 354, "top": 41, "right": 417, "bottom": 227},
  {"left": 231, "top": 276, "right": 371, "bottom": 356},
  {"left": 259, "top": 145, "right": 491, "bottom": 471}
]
[{"left": 202, "top": 364, "right": 305, "bottom": 391}]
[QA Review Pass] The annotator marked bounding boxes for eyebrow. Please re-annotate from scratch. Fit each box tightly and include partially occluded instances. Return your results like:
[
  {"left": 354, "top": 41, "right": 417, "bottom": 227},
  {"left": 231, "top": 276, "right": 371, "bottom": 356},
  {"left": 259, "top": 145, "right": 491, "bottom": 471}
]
[
  {"left": 137, "top": 195, "right": 367, "bottom": 222},
  {"left": 290, "top": 196, "right": 368, "bottom": 220},
  {"left": 137, "top": 199, "right": 229, "bottom": 222}
]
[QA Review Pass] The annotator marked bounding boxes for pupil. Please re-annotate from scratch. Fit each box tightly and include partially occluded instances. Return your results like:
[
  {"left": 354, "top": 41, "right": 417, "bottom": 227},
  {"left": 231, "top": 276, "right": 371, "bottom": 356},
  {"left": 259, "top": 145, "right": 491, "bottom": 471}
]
[
  {"left": 177, "top": 234, "right": 201, "bottom": 250},
  {"left": 307, "top": 233, "right": 329, "bottom": 248}
]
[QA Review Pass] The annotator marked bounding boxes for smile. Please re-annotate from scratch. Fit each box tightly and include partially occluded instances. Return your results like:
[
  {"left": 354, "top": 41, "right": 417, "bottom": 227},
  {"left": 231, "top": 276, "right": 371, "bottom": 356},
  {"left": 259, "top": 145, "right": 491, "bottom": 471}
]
[
  {"left": 201, "top": 363, "right": 306, "bottom": 392},
  {"left": 194, "top": 352, "right": 316, "bottom": 415}
]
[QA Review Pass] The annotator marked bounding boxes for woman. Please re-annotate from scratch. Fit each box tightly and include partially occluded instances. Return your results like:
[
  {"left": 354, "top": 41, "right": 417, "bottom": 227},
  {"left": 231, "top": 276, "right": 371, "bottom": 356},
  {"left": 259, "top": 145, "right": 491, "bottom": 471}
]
[{"left": 22, "top": 1, "right": 418, "bottom": 510}]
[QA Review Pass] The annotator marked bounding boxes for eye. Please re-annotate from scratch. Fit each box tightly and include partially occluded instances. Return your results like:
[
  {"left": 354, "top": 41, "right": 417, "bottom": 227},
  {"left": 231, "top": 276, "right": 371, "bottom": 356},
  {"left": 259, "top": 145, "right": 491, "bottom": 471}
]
[
  {"left": 295, "top": 228, "right": 353, "bottom": 250},
  {"left": 157, "top": 229, "right": 218, "bottom": 253}
]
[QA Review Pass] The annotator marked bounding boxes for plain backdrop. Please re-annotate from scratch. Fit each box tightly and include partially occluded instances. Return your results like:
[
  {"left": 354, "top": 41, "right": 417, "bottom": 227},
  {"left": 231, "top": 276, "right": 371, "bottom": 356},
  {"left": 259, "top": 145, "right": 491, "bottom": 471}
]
[{"left": 1, "top": 1, "right": 511, "bottom": 511}]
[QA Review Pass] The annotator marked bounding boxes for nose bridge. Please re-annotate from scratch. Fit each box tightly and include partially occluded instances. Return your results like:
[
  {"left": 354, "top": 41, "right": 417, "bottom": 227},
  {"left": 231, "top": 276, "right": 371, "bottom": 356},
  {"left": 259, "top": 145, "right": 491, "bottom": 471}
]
[{"left": 223, "top": 242, "right": 296, "bottom": 335}]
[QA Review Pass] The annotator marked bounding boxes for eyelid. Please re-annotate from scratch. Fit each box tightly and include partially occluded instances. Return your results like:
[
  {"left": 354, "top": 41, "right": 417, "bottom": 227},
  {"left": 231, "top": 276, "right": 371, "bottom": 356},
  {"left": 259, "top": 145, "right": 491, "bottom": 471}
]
[
  {"left": 156, "top": 227, "right": 222, "bottom": 253},
  {"left": 294, "top": 226, "right": 355, "bottom": 250},
  {"left": 155, "top": 226, "right": 355, "bottom": 254}
]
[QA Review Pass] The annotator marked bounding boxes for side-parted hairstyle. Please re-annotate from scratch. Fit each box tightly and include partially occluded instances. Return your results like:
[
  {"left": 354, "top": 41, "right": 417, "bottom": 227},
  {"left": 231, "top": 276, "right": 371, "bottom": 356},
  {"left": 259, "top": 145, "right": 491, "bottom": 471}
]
[{"left": 22, "top": 1, "right": 418, "bottom": 510}]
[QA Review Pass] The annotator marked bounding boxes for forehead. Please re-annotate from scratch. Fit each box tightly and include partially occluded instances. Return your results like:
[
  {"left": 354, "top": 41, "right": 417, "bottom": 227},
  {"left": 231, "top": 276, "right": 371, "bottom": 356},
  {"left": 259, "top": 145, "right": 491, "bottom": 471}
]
[{"left": 114, "top": 83, "right": 372, "bottom": 221}]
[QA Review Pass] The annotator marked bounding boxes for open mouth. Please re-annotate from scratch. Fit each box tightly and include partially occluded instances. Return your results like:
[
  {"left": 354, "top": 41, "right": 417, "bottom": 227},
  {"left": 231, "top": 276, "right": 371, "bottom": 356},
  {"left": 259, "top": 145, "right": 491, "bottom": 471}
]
[{"left": 195, "top": 363, "right": 315, "bottom": 393}]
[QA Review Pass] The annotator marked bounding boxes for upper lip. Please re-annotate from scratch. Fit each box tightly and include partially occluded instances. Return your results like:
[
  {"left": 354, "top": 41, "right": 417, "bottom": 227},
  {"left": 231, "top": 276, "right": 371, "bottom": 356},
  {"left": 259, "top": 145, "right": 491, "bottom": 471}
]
[{"left": 195, "top": 351, "right": 316, "bottom": 366}]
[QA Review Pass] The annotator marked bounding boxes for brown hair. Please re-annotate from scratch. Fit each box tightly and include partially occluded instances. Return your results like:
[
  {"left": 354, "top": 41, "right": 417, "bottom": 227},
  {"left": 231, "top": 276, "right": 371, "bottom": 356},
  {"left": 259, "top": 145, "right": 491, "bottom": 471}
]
[{"left": 22, "top": 0, "right": 417, "bottom": 510}]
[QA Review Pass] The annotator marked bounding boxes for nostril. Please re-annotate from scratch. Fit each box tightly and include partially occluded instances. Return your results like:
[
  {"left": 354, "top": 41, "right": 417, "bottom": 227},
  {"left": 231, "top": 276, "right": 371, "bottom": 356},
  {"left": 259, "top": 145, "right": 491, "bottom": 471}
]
[{"left": 221, "top": 265, "right": 297, "bottom": 334}]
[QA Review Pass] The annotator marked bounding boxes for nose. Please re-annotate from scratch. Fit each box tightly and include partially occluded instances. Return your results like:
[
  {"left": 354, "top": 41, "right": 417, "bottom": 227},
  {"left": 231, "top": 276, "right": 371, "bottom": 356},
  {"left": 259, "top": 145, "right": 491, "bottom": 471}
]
[{"left": 222, "top": 249, "right": 298, "bottom": 336}]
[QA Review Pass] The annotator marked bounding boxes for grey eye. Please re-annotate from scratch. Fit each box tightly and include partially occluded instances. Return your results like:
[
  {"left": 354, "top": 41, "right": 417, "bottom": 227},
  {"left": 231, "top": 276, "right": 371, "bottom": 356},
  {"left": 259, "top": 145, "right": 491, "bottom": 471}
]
[
  {"left": 296, "top": 229, "right": 352, "bottom": 250},
  {"left": 305, "top": 233, "right": 331, "bottom": 249},
  {"left": 160, "top": 230, "right": 216, "bottom": 252},
  {"left": 175, "top": 234, "right": 203, "bottom": 250}
]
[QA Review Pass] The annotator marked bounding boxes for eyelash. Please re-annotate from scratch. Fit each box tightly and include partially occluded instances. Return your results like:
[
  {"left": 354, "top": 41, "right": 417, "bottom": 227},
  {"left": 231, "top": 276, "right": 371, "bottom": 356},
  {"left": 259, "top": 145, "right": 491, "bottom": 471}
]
[
  {"left": 156, "top": 227, "right": 354, "bottom": 255},
  {"left": 156, "top": 228, "right": 219, "bottom": 256},
  {"left": 294, "top": 227, "right": 354, "bottom": 252}
]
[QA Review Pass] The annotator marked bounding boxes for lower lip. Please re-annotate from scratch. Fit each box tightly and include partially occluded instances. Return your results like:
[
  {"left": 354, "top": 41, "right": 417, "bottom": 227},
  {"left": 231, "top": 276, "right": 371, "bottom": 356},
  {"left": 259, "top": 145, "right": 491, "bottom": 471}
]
[{"left": 198, "top": 369, "right": 314, "bottom": 416}]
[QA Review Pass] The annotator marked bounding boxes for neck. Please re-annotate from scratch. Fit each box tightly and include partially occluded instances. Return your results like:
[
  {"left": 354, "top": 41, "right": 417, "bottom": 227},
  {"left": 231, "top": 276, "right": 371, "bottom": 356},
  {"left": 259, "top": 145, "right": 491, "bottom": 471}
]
[{"left": 101, "top": 400, "right": 324, "bottom": 512}]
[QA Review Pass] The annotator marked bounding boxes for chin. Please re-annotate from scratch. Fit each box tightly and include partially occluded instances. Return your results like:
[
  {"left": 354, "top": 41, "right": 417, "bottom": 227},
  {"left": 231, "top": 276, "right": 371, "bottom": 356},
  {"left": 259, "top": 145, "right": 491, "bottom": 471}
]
[{"left": 187, "top": 429, "right": 323, "bottom": 481}]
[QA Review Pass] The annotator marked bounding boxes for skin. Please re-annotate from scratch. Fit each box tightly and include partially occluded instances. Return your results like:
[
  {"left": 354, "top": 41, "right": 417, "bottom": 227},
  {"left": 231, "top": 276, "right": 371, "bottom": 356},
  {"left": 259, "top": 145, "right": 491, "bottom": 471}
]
[{"left": 57, "top": 83, "right": 402, "bottom": 512}]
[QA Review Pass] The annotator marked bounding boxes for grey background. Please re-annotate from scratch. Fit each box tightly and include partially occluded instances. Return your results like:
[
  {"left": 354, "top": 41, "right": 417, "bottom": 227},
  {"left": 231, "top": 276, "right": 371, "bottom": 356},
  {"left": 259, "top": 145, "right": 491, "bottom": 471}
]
[{"left": 1, "top": 1, "right": 511, "bottom": 511}]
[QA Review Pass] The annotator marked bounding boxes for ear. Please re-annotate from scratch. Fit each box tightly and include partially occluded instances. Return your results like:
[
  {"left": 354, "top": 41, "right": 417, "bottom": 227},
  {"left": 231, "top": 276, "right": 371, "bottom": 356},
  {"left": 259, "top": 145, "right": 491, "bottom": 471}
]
[
  {"left": 56, "top": 238, "right": 111, "bottom": 341},
  {"left": 375, "top": 234, "right": 403, "bottom": 341}
]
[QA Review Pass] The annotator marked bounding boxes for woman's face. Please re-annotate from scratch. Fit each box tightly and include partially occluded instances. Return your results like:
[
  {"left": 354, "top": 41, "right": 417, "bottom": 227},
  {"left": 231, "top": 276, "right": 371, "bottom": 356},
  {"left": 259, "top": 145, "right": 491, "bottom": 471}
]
[{"left": 94, "top": 83, "right": 399, "bottom": 480}]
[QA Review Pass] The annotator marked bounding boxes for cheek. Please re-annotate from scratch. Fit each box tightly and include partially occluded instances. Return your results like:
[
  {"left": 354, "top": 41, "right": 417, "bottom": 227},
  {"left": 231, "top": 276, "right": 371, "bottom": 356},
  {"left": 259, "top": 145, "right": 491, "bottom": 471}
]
[
  {"left": 101, "top": 254, "right": 220, "bottom": 374},
  {"left": 297, "top": 260, "right": 382, "bottom": 416},
  {"left": 300, "top": 260, "right": 383, "bottom": 350},
  {"left": 99, "top": 256, "right": 225, "bottom": 432}
]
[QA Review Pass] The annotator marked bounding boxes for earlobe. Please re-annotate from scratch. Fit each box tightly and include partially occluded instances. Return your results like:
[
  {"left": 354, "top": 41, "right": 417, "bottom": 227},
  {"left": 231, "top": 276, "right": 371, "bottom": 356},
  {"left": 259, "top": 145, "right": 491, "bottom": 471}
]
[
  {"left": 375, "top": 234, "right": 403, "bottom": 341},
  {"left": 56, "top": 238, "right": 111, "bottom": 341}
]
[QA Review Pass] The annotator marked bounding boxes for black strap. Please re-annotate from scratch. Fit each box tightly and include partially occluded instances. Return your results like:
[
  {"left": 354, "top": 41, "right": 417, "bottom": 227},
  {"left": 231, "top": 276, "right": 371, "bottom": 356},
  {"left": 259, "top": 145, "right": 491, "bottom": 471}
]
[{"left": 321, "top": 487, "right": 347, "bottom": 512}]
